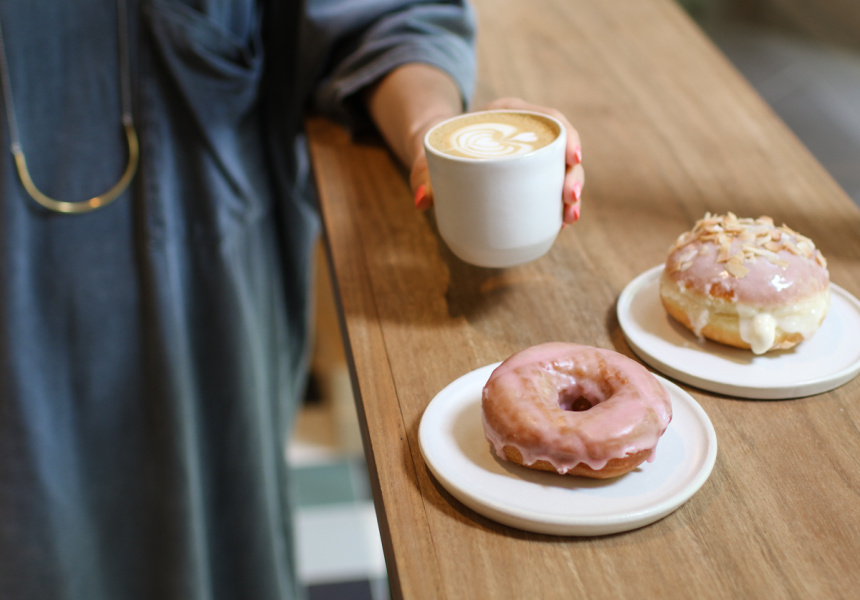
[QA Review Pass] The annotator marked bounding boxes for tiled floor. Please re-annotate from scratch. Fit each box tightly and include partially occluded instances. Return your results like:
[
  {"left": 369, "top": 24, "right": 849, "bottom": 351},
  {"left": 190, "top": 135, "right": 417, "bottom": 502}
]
[
  {"left": 286, "top": 13, "right": 860, "bottom": 600},
  {"left": 288, "top": 385, "right": 390, "bottom": 600}
]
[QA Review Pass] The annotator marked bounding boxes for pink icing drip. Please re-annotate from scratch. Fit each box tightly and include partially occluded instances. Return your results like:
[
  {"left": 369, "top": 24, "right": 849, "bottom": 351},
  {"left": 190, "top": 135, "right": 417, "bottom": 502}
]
[{"left": 481, "top": 343, "right": 672, "bottom": 474}]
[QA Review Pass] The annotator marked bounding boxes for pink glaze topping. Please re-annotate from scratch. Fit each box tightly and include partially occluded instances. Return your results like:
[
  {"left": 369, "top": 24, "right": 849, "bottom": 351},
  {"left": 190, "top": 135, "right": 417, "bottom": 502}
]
[
  {"left": 664, "top": 213, "right": 829, "bottom": 305},
  {"left": 481, "top": 343, "right": 672, "bottom": 474}
]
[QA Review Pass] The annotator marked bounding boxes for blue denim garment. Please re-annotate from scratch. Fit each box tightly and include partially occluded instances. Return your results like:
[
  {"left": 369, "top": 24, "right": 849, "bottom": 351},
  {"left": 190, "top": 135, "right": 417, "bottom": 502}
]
[{"left": 0, "top": 1, "right": 474, "bottom": 598}]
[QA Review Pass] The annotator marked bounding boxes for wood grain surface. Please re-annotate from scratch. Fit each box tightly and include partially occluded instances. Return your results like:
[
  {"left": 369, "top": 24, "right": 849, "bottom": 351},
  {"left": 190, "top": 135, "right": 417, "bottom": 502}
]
[{"left": 306, "top": 0, "right": 860, "bottom": 598}]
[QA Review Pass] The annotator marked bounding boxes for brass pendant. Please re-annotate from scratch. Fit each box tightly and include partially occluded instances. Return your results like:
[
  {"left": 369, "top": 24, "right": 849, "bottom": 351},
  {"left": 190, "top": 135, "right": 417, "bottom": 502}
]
[{"left": 12, "top": 120, "right": 139, "bottom": 215}]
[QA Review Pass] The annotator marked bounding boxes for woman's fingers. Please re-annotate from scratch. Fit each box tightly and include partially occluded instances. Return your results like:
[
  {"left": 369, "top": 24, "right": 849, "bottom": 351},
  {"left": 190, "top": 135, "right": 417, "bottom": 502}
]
[
  {"left": 563, "top": 162, "right": 585, "bottom": 225},
  {"left": 410, "top": 153, "right": 433, "bottom": 210}
]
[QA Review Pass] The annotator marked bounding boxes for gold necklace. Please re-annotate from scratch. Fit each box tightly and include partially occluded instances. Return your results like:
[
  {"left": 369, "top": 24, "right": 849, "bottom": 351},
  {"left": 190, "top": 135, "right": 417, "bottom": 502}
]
[{"left": 0, "top": 0, "right": 139, "bottom": 214}]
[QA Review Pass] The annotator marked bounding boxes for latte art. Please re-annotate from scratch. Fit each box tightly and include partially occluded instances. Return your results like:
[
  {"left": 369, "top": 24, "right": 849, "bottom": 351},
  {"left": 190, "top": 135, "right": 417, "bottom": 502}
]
[
  {"left": 428, "top": 111, "right": 559, "bottom": 160},
  {"left": 448, "top": 123, "right": 541, "bottom": 158}
]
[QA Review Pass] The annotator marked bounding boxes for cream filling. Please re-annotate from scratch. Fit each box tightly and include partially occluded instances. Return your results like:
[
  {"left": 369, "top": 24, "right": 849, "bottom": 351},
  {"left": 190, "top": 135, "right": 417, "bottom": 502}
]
[
  {"left": 662, "top": 280, "right": 830, "bottom": 354},
  {"left": 735, "top": 291, "right": 830, "bottom": 354}
]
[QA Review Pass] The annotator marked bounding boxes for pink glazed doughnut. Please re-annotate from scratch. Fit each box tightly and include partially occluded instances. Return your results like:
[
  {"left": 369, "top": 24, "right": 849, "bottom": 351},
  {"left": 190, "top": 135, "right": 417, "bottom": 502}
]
[{"left": 481, "top": 343, "right": 672, "bottom": 479}]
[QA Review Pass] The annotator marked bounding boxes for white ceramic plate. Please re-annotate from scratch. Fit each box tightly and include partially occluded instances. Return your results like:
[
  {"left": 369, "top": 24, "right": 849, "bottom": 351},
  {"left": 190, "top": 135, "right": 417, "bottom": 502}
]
[
  {"left": 617, "top": 266, "right": 860, "bottom": 399},
  {"left": 419, "top": 363, "right": 717, "bottom": 536}
]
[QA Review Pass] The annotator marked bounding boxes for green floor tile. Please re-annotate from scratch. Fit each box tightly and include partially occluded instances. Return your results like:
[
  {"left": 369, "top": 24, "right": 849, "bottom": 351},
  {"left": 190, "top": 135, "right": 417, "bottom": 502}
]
[{"left": 292, "top": 460, "right": 367, "bottom": 508}]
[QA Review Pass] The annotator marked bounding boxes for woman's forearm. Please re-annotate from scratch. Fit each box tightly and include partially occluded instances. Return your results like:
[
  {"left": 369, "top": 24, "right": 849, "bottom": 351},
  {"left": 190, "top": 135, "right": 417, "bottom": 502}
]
[{"left": 365, "top": 63, "right": 464, "bottom": 171}]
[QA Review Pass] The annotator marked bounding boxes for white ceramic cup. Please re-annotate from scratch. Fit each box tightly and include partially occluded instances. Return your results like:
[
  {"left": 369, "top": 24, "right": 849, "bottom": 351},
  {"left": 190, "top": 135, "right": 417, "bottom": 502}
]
[{"left": 424, "top": 109, "right": 566, "bottom": 268}]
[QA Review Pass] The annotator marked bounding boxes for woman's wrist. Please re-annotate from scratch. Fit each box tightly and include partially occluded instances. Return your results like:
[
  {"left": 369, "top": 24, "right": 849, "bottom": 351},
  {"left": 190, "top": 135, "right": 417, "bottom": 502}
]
[{"left": 364, "top": 63, "right": 464, "bottom": 168}]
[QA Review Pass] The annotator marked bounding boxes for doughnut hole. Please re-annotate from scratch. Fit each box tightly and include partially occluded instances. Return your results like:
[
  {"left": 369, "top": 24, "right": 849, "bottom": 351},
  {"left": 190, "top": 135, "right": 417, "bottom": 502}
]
[{"left": 558, "top": 386, "right": 595, "bottom": 412}]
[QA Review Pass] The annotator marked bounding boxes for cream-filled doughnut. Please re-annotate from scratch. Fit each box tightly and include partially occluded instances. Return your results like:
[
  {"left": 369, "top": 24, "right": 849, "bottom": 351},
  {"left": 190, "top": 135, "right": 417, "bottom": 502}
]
[
  {"left": 481, "top": 343, "right": 672, "bottom": 479},
  {"left": 660, "top": 213, "right": 829, "bottom": 354}
]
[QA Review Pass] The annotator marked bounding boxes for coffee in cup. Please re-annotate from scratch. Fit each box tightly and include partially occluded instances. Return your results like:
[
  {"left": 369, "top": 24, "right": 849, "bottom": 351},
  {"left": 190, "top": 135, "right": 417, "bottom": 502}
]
[
  {"left": 424, "top": 110, "right": 566, "bottom": 268},
  {"left": 426, "top": 111, "right": 560, "bottom": 159}
]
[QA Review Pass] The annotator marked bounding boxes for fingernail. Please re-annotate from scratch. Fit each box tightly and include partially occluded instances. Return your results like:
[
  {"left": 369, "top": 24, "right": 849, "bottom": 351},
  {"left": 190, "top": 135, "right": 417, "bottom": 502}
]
[
  {"left": 572, "top": 180, "right": 582, "bottom": 201},
  {"left": 574, "top": 145, "right": 582, "bottom": 164},
  {"left": 414, "top": 184, "right": 428, "bottom": 210},
  {"left": 563, "top": 201, "right": 580, "bottom": 223}
]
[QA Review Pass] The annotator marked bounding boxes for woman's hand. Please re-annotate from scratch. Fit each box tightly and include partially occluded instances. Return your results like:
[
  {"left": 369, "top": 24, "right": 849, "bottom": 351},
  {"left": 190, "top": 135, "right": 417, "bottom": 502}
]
[
  {"left": 364, "top": 67, "right": 583, "bottom": 225},
  {"left": 411, "top": 97, "right": 585, "bottom": 225}
]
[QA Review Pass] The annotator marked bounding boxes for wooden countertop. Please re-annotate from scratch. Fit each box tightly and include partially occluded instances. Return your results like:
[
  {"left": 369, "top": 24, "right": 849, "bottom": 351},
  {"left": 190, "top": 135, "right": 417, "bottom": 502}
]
[{"left": 305, "top": 0, "right": 860, "bottom": 598}]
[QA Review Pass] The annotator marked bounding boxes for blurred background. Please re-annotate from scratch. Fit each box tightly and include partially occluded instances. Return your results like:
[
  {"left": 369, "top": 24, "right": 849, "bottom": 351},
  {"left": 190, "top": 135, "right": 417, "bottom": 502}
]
[
  {"left": 293, "top": 2, "right": 860, "bottom": 599},
  {"left": 681, "top": 0, "right": 860, "bottom": 205}
]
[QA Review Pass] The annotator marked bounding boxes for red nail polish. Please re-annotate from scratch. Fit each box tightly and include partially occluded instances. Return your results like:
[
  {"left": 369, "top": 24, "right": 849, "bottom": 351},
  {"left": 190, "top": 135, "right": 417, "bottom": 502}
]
[
  {"left": 572, "top": 180, "right": 582, "bottom": 201},
  {"left": 563, "top": 201, "right": 579, "bottom": 224},
  {"left": 574, "top": 145, "right": 582, "bottom": 164},
  {"left": 414, "top": 184, "right": 427, "bottom": 210}
]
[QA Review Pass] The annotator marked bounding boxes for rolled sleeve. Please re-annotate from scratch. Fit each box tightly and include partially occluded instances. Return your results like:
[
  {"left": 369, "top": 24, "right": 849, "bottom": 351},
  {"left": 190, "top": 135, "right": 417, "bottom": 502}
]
[{"left": 304, "top": 0, "right": 476, "bottom": 132}]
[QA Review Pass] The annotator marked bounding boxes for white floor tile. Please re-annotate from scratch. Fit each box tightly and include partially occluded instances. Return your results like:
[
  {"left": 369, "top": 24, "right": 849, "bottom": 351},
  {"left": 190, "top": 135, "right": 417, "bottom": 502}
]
[{"left": 294, "top": 502, "right": 387, "bottom": 585}]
